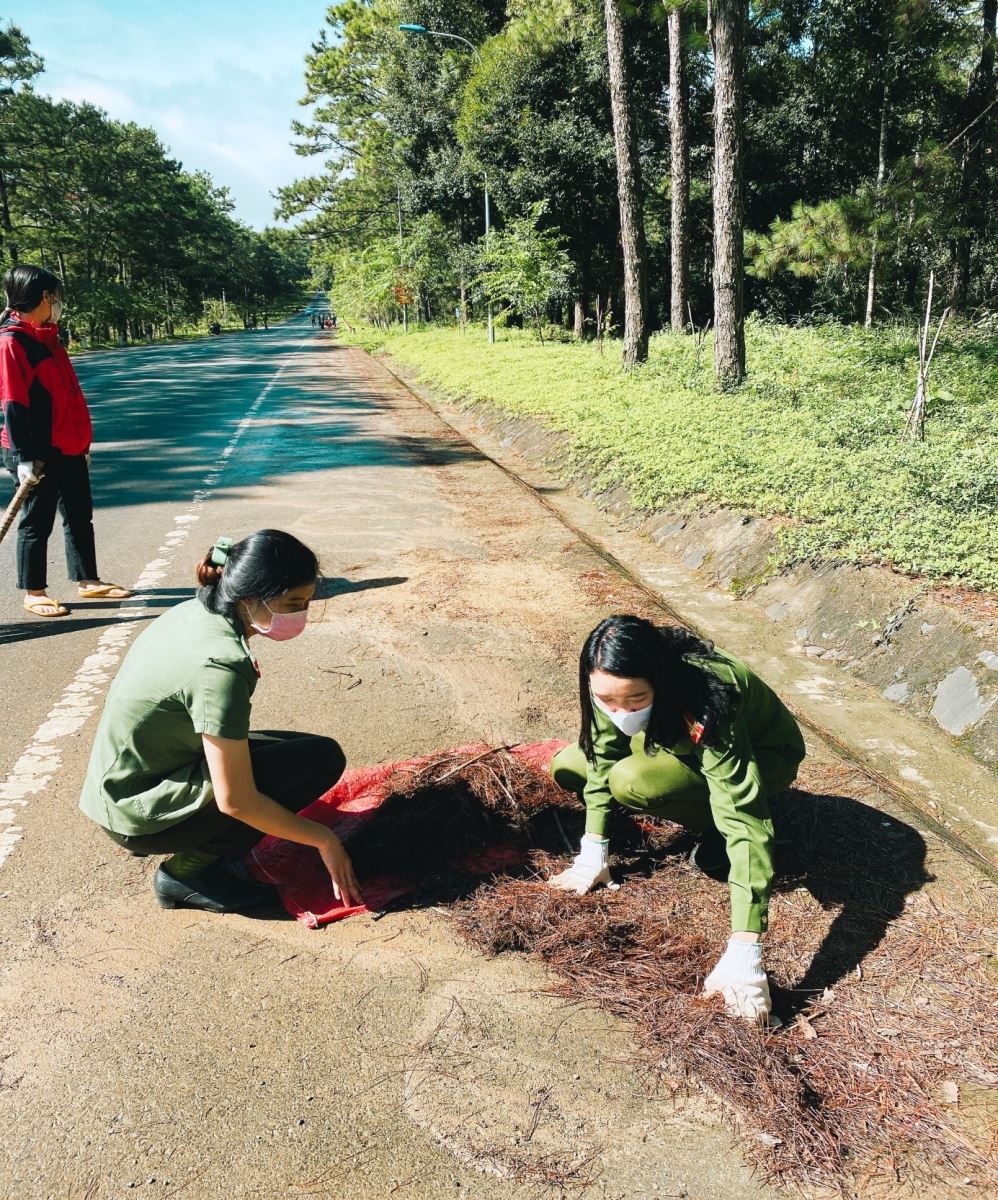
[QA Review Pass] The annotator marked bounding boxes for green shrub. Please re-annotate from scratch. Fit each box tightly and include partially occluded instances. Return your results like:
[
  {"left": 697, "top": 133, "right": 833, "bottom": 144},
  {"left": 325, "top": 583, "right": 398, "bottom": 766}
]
[{"left": 343, "top": 320, "right": 998, "bottom": 591}]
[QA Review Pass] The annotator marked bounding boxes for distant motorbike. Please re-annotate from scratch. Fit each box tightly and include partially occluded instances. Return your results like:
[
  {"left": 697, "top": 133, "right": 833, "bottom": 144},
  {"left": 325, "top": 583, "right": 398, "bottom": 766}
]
[{"left": 208, "top": 321, "right": 222, "bottom": 336}]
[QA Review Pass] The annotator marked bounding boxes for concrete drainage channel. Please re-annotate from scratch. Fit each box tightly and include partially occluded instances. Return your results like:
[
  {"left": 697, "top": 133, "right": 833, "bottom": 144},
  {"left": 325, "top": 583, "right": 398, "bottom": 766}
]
[{"left": 364, "top": 349, "right": 998, "bottom": 884}]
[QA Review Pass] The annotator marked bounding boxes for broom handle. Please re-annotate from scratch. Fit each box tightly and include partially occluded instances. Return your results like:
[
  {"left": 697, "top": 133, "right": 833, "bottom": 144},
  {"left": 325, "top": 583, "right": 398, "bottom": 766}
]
[{"left": 0, "top": 466, "right": 43, "bottom": 545}]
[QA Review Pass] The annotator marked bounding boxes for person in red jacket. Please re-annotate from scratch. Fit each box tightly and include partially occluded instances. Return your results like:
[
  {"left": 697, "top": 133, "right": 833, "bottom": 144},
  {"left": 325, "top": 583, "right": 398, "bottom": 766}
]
[{"left": 1, "top": 265, "right": 130, "bottom": 617}]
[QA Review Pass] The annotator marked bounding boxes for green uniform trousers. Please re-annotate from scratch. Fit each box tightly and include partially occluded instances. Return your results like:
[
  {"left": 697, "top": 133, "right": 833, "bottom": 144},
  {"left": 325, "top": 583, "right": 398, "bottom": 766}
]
[{"left": 551, "top": 733, "right": 802, "bottom": 834}]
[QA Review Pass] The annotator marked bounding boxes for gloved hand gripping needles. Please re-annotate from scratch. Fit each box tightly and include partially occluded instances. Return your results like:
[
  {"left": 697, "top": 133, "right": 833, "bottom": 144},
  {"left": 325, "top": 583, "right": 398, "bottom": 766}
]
[
  {"left": 703, "top": 935, "right": 773, "bottom": 1023},
  {"left": 547, "top": 834, "right": 619, "bottom": 895}
]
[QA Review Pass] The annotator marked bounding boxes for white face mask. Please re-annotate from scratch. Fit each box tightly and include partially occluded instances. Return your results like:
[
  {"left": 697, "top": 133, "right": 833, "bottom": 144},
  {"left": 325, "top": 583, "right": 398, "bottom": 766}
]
[
  {"left": 592, "top": 694, "right": 653, "bottom": 736},
  {"left": 49, "top": 298, "right": 63, "bottom": 324}
]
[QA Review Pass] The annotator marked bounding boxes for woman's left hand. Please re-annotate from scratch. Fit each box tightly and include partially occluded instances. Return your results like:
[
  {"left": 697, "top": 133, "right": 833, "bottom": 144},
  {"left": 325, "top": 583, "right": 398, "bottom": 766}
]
[{"left": 318, "top": 831, "right": 363, "bottom": 908}]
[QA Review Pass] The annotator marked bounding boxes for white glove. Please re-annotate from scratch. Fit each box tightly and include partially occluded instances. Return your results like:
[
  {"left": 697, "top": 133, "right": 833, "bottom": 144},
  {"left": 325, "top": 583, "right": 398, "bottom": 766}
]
[
  {"left": 703, "top": 936, "right": 772, "bottom": 1023},
  {"left": 547, "top": 835, "right": 616, "bottom": 895},
  {"left": 16, "top": 461, "right": 40, "bottom": 485}
]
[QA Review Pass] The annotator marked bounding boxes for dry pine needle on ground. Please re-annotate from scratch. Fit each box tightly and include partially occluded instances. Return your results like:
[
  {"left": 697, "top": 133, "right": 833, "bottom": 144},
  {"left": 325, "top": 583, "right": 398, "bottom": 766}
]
[{"left": 348, "top": 747, "right": 998, "bottom": 1192}]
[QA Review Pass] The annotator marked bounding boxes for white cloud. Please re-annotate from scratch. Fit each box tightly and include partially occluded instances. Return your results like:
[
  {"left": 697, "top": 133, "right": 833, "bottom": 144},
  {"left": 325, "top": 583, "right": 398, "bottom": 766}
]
[
  {"left": 20, "top": 1, "right": 328, "bottom": 228},
  {"left": 47, "top": 78, "right": 139, "bottom": 120}
]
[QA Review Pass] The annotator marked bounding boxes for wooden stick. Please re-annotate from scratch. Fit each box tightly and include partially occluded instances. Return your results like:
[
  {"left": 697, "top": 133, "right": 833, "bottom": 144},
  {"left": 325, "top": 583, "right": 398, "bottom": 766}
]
[
  {"left": 0, "top": 472, "right": 41, "bottom": 546},
  {"left": 904, "top": 272, "right": 949, "bottom": 442}
]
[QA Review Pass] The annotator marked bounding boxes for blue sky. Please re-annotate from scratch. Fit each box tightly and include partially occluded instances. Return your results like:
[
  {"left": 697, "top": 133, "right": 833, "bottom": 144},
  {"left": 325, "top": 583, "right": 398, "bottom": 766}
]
[{"left": 18, "top": 0, "right": 331, "bottom": 229}]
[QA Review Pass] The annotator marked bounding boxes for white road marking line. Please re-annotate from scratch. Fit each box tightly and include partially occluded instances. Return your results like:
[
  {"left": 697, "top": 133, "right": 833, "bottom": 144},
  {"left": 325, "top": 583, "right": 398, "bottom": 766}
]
[{"left": 0, "top": 348, "right": 306, "bottom": 870}]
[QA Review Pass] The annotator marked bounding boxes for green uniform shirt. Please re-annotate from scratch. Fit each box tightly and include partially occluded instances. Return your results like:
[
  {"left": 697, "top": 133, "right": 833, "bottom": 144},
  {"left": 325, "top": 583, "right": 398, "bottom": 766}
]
[
  {"left": 582, "top": 649, "right": 803, "bottom": 933},
  {"left": 80, "top": 599, "right": 258, "bottom": 837}
]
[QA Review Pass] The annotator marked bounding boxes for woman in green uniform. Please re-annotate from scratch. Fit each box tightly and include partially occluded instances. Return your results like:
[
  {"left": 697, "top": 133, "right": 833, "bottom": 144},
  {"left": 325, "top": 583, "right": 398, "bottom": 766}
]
[
  {"left": 548, "top": 614, "right": 805, "bottom": 1023},
  {"left": 80, "top": 529, "right": 361, "bottom": 914}
]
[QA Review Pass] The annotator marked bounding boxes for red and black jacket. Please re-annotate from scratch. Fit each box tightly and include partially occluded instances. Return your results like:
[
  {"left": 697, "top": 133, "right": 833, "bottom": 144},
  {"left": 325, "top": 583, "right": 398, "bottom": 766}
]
[{"left": 0, "top": 315, "right": 92, "bottom": 464}]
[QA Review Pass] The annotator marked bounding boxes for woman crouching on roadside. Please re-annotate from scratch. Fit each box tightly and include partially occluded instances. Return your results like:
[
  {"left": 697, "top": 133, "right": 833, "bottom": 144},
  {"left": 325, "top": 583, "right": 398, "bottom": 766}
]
[
  {"left": 548, "top": 615, "right": 805, "bottom": 1023},
  {"left": 80, "top": 529, "right": 361, "bottom": 914}
]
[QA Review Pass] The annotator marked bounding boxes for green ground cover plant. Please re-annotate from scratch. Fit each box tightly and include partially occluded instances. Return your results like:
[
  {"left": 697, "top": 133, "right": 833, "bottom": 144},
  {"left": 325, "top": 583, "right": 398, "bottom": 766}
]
[{"left": 347, "top": 321, "right": 998, "bottom": 592}]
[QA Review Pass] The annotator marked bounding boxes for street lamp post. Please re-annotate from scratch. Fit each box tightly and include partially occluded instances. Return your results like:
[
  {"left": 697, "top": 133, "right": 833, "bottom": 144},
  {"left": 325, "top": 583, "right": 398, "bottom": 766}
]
[
  {"left": 399, "top": 23, "right": 494, "bottom": 344},
  {"left": 396, "top": 184, "right": 408, "bottom": 333}
]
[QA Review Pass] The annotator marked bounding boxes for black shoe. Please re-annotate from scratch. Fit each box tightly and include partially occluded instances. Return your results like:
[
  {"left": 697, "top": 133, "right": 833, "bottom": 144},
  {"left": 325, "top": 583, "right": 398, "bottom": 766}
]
[
  {"left": 153, "top": 863, "right": 277, "bottom": 913},
  {"left": 689, "top": 828, "right": 730, "bottom": 882}
]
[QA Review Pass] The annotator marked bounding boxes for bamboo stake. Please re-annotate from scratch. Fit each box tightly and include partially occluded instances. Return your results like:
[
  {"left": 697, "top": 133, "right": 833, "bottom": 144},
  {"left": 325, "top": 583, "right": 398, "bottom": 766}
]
[{"left": 904, "top": 271, "right": 950, "bottom": 441}]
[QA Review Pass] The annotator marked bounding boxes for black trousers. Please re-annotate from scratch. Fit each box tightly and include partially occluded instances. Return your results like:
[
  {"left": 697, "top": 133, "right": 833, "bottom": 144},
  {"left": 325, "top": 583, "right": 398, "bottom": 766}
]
[
  {"left": 104, "top": 731, "right": 346, "bottom": 859},
  {"left": 4, "top": 450, "right": 99, "bottom": 590}
]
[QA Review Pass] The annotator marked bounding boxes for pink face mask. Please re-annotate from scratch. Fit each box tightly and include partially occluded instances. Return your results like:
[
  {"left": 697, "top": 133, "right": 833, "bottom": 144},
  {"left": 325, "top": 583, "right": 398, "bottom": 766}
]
[{"left": 246, "top": 600, "right": 308, "bottom": 641}]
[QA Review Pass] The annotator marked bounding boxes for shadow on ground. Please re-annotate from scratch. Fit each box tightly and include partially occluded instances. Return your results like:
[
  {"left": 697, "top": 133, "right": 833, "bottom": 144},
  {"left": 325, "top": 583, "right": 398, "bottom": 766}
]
[
  {"left": 59, "top": 336, "right": 486, "bottom": 514},
  {"left": 0, "top": 588, "right": 192, "bottom": 644},
  {"left": 610, "top": 786, "right": 931, "bottom": 1019},
  {"left": 314, "top": 575, "right": 408, "bottom": 600},
  {"left": 767, "top": 787, "right": 930, "bottom": 1017}
]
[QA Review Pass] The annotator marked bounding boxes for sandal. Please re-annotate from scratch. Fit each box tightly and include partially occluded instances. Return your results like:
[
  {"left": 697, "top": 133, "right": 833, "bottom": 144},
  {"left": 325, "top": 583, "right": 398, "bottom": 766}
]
[
  {"left": 23, "top": 594, "right": 69, "bottom": 618},
  {"left": 77, "top": 581, "right": 132, "bottom": 599}
]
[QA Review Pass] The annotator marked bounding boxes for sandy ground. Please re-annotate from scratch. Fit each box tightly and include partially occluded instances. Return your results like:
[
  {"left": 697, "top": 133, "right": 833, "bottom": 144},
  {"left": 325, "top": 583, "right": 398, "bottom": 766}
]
[{"left": 0, "top": 326, "right": 993, "bottom": 1199}]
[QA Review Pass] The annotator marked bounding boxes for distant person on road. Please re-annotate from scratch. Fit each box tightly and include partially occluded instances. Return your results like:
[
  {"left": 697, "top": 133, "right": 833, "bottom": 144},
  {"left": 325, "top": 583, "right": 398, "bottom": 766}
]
[
  {"left": 1, "top": 265, "right": 131, "bottom": 619},
  {"left": 80, "top": 529, "right": 362, "bottom": 915},
  {"left": 310, "top": 312, "right": 316, "bottom": 327},
  {"left": 548, "top": 615, "right": 805, "bottom": 1024}
]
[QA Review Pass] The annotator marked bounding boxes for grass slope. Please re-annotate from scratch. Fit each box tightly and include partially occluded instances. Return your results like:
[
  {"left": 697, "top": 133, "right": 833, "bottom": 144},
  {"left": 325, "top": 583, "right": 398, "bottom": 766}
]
[{"left": 348, "top": 320, "right": 998, "bottom": 592}]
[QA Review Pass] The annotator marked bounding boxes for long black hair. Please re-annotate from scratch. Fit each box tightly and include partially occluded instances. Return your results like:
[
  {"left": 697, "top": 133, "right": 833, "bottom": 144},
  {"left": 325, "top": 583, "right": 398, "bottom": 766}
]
[
  {"left": 195, "top": 529, "right": 319, "bottom": 620},
  {"left": 2, "top": 264, "right": 63, "bottom": 325},
  {"left": 578, "top": 615, "right": 739, "bottom": 761}
]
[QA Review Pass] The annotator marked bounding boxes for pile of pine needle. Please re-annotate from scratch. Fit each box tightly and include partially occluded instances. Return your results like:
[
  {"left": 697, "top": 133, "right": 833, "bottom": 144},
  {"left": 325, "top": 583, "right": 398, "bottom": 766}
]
[
  {"left": 343, "top": 745, "right": 577, "bottom": 881},
  {"left": 349, "top": 747, "right": 998, "bottom": 1191}
]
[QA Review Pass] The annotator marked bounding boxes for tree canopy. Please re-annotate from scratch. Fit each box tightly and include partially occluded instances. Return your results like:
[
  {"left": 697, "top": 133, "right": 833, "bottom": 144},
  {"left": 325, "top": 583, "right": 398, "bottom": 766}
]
[
  {"left": 282, "top": 1, "right": 997, "bottom": 335},
  {"left": 0, "top": 22, "right": 309, "bottom": 343}
]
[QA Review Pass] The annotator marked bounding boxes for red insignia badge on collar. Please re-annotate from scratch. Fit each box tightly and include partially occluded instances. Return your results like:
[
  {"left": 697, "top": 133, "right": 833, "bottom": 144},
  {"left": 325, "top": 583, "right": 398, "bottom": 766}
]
[{"left": 683, "top": 712, "right": 705, "bottom": 744}]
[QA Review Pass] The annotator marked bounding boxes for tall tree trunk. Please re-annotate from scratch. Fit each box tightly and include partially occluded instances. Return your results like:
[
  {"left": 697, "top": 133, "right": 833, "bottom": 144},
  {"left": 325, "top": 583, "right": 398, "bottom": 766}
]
[
  {"left": 951, "top": 0, "right": 997, "bottom": 313},
  {"left": 0, "top": 167, "right": 19, "bottom": 264},
  {"left": 711, "top": 0, "right": 746, "bottom": 387},
  {"left": 604, "top": 0, "right": 648, "bottom": 365},
  {"left": 574, "top": 292, "right": 587, "bottom": 338},
  {"left": 669, "top": 5, "right": 690, "bottom": 332},
  {"left": 865, "top": 70, "right": 891, "bottom": 329}
]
